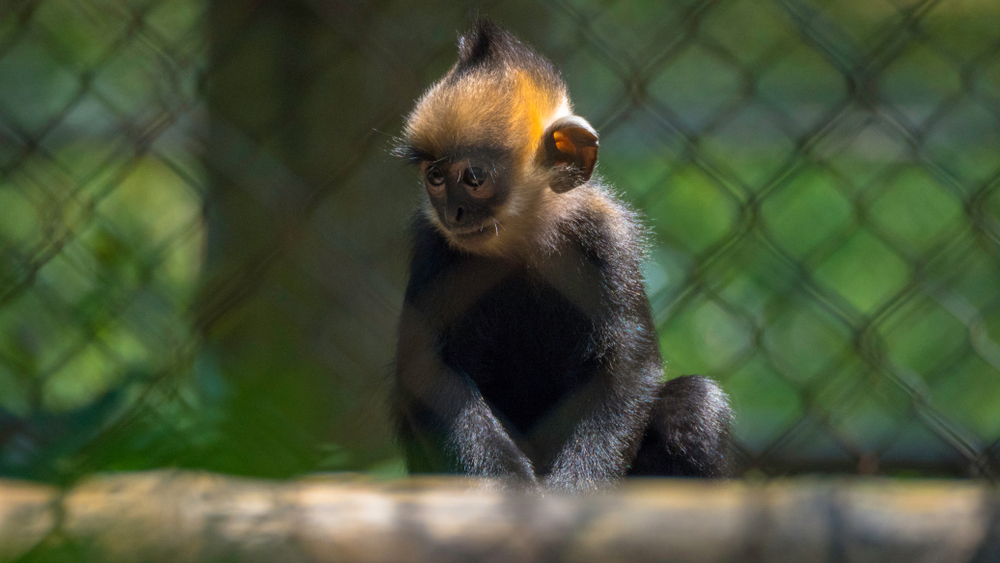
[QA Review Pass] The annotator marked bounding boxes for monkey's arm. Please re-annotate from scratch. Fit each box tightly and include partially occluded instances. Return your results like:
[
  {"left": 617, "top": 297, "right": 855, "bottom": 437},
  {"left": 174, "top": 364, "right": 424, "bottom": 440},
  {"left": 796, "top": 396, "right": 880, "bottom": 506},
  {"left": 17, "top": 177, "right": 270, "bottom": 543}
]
[
  {"left": 536, "top": 203, "right": 665, "bottom": 491},
  {"left": 396, "top": 304, "right": 537, "bottom": 485},
  {"left": 539, "top": 355, "right": 662, "bottom": 492}
]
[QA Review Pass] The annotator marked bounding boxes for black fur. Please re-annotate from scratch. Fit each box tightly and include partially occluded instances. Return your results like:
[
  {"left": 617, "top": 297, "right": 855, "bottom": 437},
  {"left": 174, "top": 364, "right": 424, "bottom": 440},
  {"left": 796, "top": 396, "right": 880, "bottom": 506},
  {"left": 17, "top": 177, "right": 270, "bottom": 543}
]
[
  {"left": 628, "top": 375, "right": 733, "bottom": 477},
  {"left": 394, "top": 21, "right": 733, "bottom": 492},
  {"left": 451, "top": 20, "right": 564, "bottom": 93},
  {"left": 395, "top": 203, "right": 732, "bottom": 491}
]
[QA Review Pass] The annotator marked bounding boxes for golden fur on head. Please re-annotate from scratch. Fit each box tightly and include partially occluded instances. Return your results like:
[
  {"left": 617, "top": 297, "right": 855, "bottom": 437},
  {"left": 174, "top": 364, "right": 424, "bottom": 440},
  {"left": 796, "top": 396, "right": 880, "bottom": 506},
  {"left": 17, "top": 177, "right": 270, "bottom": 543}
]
[
  {"left": 401, "top": 21, "right": 587, "bottom": 258},
  {"left": 404, "top": 69, "right": 570, "bottom": 170},
  {"left": 403, "top": 21, "right": 570, "bottom": 167}
]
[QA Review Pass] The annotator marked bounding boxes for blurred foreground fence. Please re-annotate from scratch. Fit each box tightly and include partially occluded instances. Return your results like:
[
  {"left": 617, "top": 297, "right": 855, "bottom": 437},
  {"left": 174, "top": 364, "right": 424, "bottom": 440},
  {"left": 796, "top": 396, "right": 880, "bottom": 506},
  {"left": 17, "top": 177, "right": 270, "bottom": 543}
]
[
  {"left": 2, "top": 471, "right": 1000, "bottom": 563},
  {"left": 1, "top": 0, "right": 1000, "bottom": 484}
]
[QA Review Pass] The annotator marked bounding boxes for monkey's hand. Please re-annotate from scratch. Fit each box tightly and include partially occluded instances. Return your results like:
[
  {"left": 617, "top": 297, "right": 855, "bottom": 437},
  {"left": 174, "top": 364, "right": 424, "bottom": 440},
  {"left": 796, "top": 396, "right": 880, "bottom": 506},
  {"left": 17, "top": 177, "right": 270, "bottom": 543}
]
[
  {"left": 541, "top": 424, "right": 626, "bottom": 493},
  {"left": 539, "top": 372, "right": 658, "bottom": 493},
  {"left": 450, "top": 397, "right": 538, "bottom": 487}
]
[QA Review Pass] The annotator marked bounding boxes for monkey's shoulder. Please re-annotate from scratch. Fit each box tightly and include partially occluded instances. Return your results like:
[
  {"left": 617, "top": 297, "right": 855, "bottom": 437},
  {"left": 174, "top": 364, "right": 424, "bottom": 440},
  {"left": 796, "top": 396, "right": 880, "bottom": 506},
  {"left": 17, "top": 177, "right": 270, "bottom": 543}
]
[{"left": 553, "top": 185, "right": 647, "bottom": 270}]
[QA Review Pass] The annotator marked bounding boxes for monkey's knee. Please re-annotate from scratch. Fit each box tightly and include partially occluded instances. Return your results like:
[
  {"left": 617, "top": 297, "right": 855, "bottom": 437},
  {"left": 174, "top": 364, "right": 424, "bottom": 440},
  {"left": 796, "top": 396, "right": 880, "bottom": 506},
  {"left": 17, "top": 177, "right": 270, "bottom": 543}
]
[{"left": 628, "top": 375, "right": 733, "bottom": 477}]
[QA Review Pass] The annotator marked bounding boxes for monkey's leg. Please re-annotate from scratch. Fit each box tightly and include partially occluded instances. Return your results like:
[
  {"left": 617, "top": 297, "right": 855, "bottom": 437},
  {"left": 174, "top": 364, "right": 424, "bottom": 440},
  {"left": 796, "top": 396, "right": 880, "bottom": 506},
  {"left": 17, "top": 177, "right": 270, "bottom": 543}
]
[{"left": 627, "top": 375, "right": 733, "bottom": 477}]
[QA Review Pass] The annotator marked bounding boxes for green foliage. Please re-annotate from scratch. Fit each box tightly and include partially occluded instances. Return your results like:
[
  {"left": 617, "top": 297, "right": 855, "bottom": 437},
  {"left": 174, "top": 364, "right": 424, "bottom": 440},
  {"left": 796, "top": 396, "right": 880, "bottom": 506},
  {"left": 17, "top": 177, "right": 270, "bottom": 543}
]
[{"left": 1, "top": 0, "right": 999, "bottom": 481}]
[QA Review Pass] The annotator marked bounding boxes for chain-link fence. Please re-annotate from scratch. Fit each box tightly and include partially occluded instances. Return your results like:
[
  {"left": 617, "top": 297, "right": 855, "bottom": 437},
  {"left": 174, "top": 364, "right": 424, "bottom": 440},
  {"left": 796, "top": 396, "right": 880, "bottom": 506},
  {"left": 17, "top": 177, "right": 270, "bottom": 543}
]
[{"left": 1, "top": 0, "right": 999, "bottom": 485}]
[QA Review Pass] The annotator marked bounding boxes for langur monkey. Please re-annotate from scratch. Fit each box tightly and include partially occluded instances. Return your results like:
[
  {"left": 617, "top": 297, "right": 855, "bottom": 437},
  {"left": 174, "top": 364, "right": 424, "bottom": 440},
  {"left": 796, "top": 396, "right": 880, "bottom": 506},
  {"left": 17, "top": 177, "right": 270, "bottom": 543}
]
[{"left": 394, "top": 20, "right": 732, "bottom": 491}]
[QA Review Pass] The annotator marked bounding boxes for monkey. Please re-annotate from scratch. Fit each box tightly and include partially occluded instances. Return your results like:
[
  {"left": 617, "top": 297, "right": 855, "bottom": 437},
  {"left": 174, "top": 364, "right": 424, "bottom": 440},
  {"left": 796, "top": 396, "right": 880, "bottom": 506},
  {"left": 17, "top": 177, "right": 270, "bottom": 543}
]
[{"left": 393, "top": 20, "right": 732, "bottom": 492}]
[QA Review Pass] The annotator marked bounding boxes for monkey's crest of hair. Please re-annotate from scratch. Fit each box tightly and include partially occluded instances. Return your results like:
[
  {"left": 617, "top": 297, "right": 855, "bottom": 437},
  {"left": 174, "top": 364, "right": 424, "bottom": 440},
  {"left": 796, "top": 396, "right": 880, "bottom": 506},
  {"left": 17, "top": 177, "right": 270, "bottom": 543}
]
[{"left": 402, "top": 20, "right": 570, "bottom": 163}]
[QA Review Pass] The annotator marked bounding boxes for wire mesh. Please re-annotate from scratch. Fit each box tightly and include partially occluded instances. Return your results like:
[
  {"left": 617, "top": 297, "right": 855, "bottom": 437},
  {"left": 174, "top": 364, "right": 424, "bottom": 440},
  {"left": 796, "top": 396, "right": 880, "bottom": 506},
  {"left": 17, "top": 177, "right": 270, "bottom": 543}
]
[{"left": 0, "top": 0, "right": 999, "bottom": 486}]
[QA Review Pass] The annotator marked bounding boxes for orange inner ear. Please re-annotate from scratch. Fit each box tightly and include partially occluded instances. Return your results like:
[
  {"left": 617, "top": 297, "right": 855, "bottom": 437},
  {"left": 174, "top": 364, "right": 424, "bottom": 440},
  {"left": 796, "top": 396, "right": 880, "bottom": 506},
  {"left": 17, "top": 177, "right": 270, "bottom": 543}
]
[{"left": 552, "top": 131, "right": 577, "bottom": 156}]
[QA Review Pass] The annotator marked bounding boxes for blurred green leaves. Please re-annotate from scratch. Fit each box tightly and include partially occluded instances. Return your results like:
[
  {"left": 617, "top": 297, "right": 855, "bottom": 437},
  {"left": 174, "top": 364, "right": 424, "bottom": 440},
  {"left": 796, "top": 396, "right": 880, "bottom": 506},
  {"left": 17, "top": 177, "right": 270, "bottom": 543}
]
[
  {"left": 0, "top": 0, "right": 205, "bottom": 480},
  {"left": 1, "top": 0, "right": 999, "bottom": 481}
]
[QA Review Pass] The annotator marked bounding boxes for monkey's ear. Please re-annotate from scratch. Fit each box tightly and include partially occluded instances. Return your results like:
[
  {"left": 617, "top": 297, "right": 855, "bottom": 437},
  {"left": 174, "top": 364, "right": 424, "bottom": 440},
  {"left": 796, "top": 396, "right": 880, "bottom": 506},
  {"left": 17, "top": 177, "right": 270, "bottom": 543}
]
[{"left": 543, "top": 116, "right": 599, "bottom": 193}]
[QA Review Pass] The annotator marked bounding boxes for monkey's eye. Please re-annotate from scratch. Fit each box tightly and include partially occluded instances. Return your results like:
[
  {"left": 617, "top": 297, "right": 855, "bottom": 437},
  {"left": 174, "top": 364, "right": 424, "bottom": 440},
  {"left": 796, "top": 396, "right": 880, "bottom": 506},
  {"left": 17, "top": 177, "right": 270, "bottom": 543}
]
[
  {"left": 425, "top": 165, "right": 446, "bottom": 186},
  {"left": 462, "top": 166, "right": 487, "bottom": 188}
]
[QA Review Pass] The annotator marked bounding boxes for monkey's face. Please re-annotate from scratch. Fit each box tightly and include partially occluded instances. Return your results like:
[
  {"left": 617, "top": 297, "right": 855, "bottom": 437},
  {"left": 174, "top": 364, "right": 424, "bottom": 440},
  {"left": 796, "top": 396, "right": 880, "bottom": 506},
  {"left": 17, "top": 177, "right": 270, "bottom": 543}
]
[{"left": 421, "top": 155, "right": 510, "bottom": 245}]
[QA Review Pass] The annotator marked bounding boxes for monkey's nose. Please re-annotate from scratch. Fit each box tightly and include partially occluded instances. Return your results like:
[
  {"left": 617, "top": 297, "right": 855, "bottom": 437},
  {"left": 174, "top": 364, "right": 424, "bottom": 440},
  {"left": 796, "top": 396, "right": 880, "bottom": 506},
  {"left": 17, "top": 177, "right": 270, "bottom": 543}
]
[{"left": 453, "top": 206, "right": 465, "bottom": 224}]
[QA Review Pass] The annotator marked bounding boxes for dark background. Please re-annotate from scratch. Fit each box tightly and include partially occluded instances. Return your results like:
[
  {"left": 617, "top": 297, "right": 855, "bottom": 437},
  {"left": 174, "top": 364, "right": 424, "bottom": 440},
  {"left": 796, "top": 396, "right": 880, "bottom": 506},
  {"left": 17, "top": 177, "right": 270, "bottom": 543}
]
[{"left": 1, "top": 0, "right": 999, "bottom": 483}]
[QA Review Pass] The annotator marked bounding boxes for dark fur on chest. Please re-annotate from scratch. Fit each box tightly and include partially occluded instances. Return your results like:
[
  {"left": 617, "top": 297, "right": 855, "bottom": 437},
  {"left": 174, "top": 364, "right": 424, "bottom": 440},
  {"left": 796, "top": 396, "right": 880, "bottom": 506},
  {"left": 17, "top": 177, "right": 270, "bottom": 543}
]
[{"left": 440, "top": 272, "right": 603, "bottom": 435}]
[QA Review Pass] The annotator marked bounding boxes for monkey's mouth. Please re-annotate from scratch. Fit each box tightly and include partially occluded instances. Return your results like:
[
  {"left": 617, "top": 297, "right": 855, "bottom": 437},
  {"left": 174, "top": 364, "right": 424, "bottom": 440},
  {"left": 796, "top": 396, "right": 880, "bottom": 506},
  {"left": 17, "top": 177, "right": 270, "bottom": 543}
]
[{"left": 450, "top": 223, "right": 498, "bottom": 240}]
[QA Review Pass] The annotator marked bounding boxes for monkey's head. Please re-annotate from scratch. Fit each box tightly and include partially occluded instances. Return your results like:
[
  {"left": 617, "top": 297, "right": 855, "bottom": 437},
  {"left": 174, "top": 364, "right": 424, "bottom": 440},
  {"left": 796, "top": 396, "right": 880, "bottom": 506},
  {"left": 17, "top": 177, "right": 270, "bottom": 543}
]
[{"left": 398, "top": 20, "right": 599, "bottom": 256}]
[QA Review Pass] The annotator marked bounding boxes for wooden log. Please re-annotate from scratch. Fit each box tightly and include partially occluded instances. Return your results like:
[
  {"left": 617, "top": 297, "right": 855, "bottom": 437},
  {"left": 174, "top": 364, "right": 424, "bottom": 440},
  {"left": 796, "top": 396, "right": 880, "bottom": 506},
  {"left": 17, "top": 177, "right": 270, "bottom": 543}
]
[
  {"left": 0, "top": 479, "right": 57, "bottom": 561},
  {"left": 0, "top": 471, "right": 996, "bottom": 563}
]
